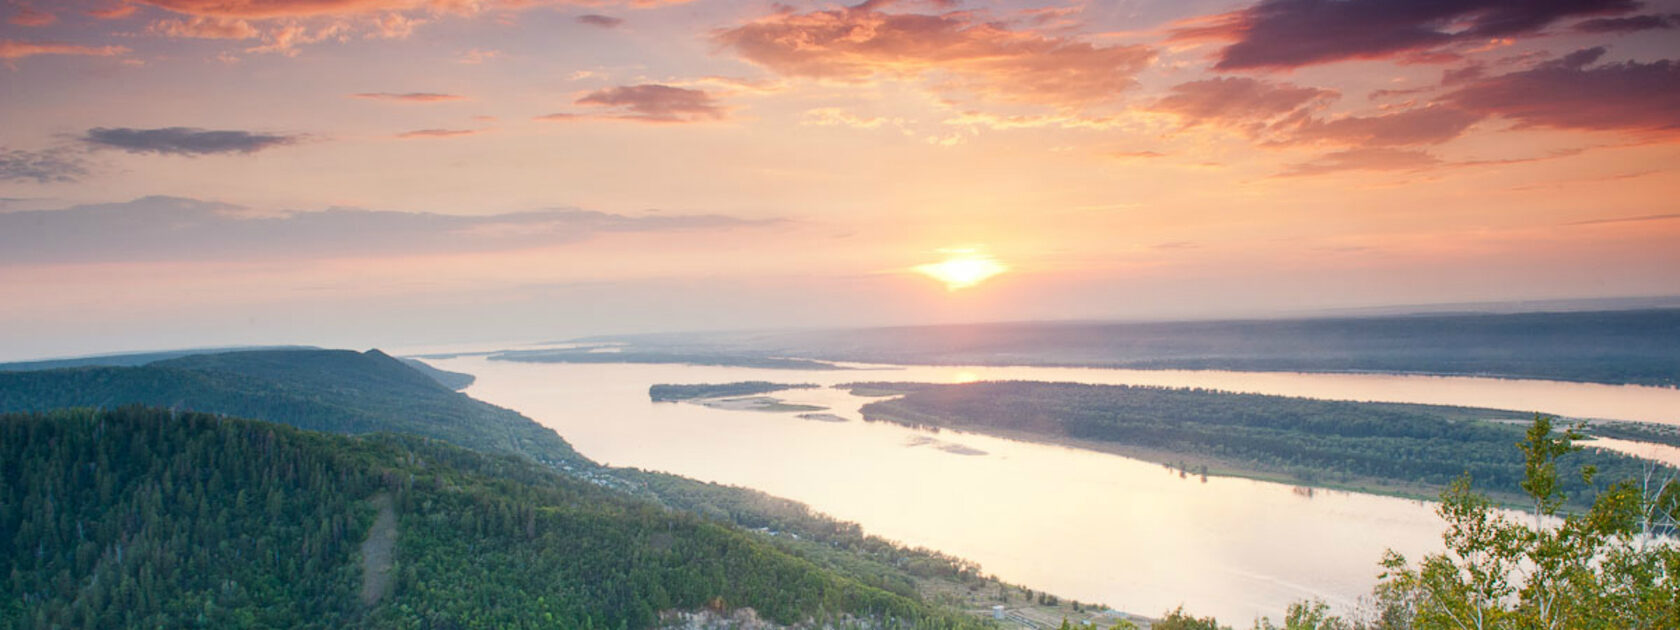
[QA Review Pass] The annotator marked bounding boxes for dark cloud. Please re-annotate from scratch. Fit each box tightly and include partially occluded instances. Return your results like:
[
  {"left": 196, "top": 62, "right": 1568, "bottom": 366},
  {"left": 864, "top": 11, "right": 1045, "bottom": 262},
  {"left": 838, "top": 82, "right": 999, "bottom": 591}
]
[
  {"left": 0, "top": 148, "right": 89, "bottom": 183},
  {"left": 1444, "top": 48, "right": 1680, "bottom": 135},
  {"left": 1175, "top": 0, "right": 1641, "bottom": 71},
  {"left": 83, "top": 127, "right": 300, "bottom": 155},
  {"left": 574, "top": 85, "right": 726, "bottom": 123},
  {"left": 576, "top": 14, "right": 623, "bottom": 28},
  {"left": 0, "top": 196, "right": 780, "bottom": 265},
  {"left": 1573, "top": 13, "right": 1680, "bottom": 32}
]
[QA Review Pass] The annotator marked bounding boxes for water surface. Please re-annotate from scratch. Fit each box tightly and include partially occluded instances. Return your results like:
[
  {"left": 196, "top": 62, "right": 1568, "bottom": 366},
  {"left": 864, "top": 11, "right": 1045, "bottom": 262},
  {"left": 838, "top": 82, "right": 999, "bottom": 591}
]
[{"left": 430, "top": 356, "right": 1680, "bottom": 623}]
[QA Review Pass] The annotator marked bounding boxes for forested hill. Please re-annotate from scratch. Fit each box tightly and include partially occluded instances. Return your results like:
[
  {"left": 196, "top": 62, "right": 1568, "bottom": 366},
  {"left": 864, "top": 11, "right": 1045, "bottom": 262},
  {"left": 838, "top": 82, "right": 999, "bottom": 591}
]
[
  {"left": 0, "top": 349, "right": 583, "bottom": 470},
  {"left": 0, "top": 346, "right": 316, "bottom": 372},
  {"left": 853, "top": 381, "right": 1657, "bottom": 503},
  {"left": 1, "top": 407, "right": 979, "bottom": 629}
]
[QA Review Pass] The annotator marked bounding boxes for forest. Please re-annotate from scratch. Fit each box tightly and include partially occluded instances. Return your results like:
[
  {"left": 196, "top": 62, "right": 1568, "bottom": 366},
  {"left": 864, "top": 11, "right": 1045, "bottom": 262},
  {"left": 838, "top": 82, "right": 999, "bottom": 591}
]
[
  {"left": 851, "top": 381, "right": 1660, "bottom": 502},
  {"left": 1, "top": 407, "right": 985, "bottom": 629}
]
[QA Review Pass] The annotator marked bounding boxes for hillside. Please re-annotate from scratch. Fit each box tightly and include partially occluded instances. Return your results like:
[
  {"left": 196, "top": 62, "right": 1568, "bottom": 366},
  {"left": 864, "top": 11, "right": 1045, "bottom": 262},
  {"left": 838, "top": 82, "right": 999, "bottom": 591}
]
[
  {"left": 0, "top": 348, "right": 1113, "bottom": 626},
  {"left": 0, "top": 349, "right": 584, "bottom": 470},
  {"left": 1, "top": 407, "right": 981, "bottom": 629}
]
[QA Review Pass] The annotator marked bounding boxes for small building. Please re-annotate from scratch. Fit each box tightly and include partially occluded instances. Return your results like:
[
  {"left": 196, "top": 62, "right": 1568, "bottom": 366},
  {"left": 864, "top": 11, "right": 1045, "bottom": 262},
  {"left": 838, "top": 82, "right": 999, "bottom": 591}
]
[{"left": 992, "top": 605, "right": 1006, "bottom": 620}]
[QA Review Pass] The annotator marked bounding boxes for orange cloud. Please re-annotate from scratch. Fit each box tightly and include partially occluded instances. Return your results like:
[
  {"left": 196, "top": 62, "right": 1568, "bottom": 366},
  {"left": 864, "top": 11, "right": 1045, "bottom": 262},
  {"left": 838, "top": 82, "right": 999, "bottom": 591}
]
[
  {"left": 151, "top": 17, "right": 261, "bottom": 39},
  {"left": 714, "top": 2, "right": 1154, "bottom": 109},
  {"left": 0, "top": 40, "right": 130, "bottom": 61}
]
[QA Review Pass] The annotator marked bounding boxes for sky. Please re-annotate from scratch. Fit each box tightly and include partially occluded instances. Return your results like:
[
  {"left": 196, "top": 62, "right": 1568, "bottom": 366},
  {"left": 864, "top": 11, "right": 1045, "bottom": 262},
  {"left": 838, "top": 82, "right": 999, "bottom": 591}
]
[{"left": 1, "top": 0, "right": 1678, "bottom": 359}]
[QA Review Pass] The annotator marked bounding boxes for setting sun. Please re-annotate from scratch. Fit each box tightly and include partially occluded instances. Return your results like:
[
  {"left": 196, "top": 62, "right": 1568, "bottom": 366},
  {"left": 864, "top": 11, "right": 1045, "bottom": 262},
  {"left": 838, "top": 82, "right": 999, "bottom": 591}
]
[{"left": 913, "top": 249, "right": 1009, "bottom": 291}]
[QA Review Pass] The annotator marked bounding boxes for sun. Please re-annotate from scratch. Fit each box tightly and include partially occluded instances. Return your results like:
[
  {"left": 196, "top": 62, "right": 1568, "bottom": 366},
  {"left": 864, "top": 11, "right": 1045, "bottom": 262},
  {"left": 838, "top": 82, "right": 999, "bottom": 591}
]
[{"left": 912, "top": 249, "right": 1008, "bottom": 291}]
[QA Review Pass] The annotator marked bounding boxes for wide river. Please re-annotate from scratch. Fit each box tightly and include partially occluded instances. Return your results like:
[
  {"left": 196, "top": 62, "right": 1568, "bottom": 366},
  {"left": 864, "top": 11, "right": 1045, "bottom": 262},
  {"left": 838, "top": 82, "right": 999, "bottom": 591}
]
[{"left": 425, "top": 355, "right": 1680, "bottom": 624}]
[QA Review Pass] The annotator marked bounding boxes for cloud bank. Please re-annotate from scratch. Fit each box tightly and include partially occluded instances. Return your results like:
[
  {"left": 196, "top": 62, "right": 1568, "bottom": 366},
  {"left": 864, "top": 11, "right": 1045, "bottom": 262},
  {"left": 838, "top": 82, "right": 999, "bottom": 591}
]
[
  {"left": 83, "top": 127, "right": 301, "bottom": 155},
  {"left": 0, "top": 196, "right": 778, "bottom": 265},
  {"left": 715, "top": 1, "right": 1154, "bottom": 109}
]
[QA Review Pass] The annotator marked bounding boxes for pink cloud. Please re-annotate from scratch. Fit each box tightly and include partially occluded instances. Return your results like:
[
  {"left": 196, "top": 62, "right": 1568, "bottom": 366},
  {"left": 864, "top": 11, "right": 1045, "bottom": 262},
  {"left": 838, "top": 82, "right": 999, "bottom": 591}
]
[
  {"left": 86, "top": 4, "right": 139, "bottom": 20},
  {"left": 457, "top": 48, "right": 499, "bottom": 64},
  {"left": 1152, "top": 77, "right": 1483, "bottom": 147},
  {"left": 1286, "top": 106, "right": 1482, "bottom": 146},
  {"left": 0, "top": 40, "right": 130, "bottom": 61},
  {"left": 573, "top": 84, "right": 726, "bottom": 123},
  {"left": 9, "top": 5, "right": 55, "bottom": 27},
  {"left": 715, "top": 1, "right": 1154, "bottom": 109},
  {"left": 395, "top": 128, "right": 483, "bottom": 138},
  {"left": 135, "top": 0, "right": 688, "bottom": 20},
  {"left": 1151, "top": 77, "right": 1335, "bottom": 132},
  {"left": 151, "top": 17, "right": 261, "bottom": 39},
  {"left": 1278, "top": 147, "right": 1442, "bottom": 177},
  {"left": 352, "top": 92, "right": 467, "bottom": 102}
]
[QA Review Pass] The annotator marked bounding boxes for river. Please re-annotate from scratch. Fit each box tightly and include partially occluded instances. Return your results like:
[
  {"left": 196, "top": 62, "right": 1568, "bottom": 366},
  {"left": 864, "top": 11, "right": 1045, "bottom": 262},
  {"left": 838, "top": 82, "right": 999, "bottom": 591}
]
[{"left": 425, "top": 355, "right": 1680, "bottom": 624}]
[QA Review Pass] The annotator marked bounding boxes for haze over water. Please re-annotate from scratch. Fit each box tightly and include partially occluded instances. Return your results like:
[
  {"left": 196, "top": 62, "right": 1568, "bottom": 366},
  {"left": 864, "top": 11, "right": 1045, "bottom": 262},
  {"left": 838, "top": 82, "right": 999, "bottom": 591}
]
[{"left": 432, "top": 354, "right": 1680, "bottom": 623}]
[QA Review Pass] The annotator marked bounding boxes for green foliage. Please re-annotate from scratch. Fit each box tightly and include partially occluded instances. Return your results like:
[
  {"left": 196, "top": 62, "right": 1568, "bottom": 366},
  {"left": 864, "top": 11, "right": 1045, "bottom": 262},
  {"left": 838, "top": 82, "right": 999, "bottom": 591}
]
[
  {"left": 1, "top": 407, "right": 986, "bottom": 630},
  {"left": 1252, "top": 601, "right": 1348, "bottom": 630},
  {"left": 1252, "top": 415, "right": 1680, "bottom": 630},
  {"left": 1154, "top": 606, "right": 1227, "bottom": 630},
  {"left": 617, "top": 469, "right": 987, "bottom": 599},
  {"left": 854, "top": 381, "right": 1655, "bottom": 502},
  {"left": 1374, "top": 416, "right": 1680, "bottom": 629},
  {"left": 648, "top": 382, "right": 819, "bottom": 402}
]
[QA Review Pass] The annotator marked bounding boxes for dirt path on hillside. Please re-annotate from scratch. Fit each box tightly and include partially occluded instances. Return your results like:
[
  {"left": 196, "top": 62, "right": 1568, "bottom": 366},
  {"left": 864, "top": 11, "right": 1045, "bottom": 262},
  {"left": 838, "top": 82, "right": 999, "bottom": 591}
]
[{"left": 359, "top": 493, "right": 398, "bottom": 606}]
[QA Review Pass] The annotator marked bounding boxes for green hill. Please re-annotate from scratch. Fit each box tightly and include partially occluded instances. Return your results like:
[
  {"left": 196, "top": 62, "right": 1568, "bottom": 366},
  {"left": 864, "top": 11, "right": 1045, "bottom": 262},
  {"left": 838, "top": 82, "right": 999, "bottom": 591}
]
[
  {"left": 0, "top": 349, "right": 583, "bottom": 470},
  {"left": 1, "top": 407, "right": 980, "bottom": 629},
  {"left": 851, "top": 381, "right": 1658, "bottom": 504},
  {"left": 0, "top": 348, "right": 1059, "bottom": 627}
]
